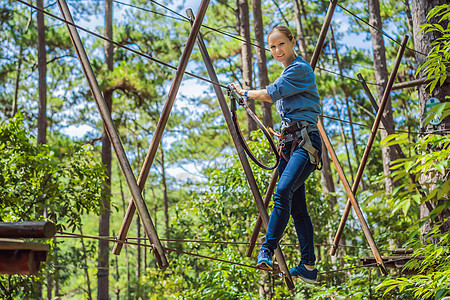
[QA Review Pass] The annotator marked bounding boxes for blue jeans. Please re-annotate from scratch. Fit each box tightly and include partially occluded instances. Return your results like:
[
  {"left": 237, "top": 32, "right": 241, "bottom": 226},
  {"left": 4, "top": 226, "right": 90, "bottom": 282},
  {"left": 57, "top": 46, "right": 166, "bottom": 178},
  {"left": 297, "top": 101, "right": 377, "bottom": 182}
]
[{"left": 261, "top": 131, "right": 322, "bottom": 266}]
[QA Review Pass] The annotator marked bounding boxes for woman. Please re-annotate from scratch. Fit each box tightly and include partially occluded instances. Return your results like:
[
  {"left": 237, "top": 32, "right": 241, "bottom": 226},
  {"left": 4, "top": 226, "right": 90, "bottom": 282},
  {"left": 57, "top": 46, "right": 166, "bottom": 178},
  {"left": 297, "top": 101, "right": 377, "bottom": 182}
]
[{"left": 231, "top": 26, "right": 322, "bottom": 284}]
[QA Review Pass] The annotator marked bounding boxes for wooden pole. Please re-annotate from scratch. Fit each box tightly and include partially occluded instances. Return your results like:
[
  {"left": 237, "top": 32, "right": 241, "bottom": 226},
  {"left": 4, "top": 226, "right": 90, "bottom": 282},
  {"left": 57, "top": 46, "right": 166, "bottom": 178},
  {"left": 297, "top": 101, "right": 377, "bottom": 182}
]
[
  {"left": 309, "top": 0, "right": 388, "bottom": 274},
  {"left": 112, "top": 0, "right": 211, "bottom": 256},
  {"left": 0, "top": 222, "right": 56, "bottom": 238},
  {"left": 329, "top": 36, "right": 409, "bottom": 271},
  {"left": 55, "top": 0, "right": 167, "bottom": 269}
]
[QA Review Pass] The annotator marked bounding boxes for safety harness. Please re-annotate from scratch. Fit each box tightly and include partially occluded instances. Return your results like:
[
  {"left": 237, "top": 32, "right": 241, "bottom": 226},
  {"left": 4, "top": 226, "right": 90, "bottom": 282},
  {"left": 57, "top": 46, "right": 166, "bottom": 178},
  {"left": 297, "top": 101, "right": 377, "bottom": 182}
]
[{"left": 275, "top": 121, "right": 322, "bottom": 170}]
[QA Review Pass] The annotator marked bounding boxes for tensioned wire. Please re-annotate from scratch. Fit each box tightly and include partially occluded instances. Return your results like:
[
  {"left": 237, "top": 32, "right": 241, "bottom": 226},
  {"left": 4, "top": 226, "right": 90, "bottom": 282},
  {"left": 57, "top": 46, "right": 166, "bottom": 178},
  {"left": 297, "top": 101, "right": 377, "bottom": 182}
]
[
  {"left": 335, "top": 3, "right": 428, "bottom": 57},
  {"left": 16, "top": 0, "right": 229, "bottom": 90},
  {"left": 70, "top": 0, "right": 383, "bottom": 86},
  {"left": 109, "top": 0, "right": 383, "bottom": 86},
  {"left": 55, "top": 232, "right": 409, "bottom": 276},
  {"left": 73, "top": 0, "right": 418, "bottom": 75},
  {"left": 17, "top": 0, "right": 425, "bottom": 136},
  {"left": 56, "top": 232, "right": 372, "bottom": 250}
]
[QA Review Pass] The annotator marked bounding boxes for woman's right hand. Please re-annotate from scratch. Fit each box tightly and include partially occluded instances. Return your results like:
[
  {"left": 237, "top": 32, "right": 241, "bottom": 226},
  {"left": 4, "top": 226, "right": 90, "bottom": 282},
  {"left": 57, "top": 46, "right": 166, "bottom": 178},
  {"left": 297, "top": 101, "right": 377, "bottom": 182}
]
[{"left": 231, "top": 83, "right": 244, "bottom": 96}]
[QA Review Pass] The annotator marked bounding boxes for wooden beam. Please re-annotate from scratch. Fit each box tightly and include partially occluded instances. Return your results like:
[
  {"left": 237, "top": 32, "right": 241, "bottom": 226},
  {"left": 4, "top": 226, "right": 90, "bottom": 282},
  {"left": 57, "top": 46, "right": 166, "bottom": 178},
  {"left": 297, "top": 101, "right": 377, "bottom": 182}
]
[
  {"left": 0, "top": 238, "right": 50, "bottom": 251},
  {"left": 0, "top": 222, "right": 56, "bottom": 238},
  {"left": 0, "top": 239, "right": 49, "bottom": 275}
]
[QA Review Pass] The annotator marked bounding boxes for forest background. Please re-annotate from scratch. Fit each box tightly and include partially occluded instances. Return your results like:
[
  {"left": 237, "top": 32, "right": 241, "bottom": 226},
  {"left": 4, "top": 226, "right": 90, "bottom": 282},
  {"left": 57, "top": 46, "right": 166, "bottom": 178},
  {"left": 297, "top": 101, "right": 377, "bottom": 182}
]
[{"left": 0, "top": 0, "right": 449, "bottom": 299}]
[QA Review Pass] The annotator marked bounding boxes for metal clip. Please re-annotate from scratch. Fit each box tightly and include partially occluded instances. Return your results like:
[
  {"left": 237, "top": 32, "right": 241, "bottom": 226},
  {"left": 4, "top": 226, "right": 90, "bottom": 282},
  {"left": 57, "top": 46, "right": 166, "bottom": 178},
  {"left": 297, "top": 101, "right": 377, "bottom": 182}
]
[{"left": 227, "top": 84, "right": 244, "bottom": 112}]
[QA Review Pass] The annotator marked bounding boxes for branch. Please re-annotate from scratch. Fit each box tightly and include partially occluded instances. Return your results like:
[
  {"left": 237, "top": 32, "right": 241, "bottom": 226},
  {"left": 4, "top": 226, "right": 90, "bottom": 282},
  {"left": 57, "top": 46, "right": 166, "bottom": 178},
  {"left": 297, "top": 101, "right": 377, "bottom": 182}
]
[{"left": 271, "top": 0, "right": 290, "bottom": 27}]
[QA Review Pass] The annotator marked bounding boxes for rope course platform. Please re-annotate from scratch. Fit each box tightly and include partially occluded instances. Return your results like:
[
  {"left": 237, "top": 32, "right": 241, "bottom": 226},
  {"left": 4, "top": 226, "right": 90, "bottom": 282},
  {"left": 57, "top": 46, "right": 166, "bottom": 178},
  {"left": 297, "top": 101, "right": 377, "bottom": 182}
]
[
  {"left": 0, "top": 222, "right": 56, "bottom": 275},
  {"left": 14, "top": 0, "right": 431, "bottom": 291}
]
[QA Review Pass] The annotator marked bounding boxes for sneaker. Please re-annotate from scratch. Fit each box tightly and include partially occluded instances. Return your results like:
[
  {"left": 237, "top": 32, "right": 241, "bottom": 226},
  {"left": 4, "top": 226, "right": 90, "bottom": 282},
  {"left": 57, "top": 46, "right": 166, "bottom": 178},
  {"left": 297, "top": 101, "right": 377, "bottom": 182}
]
[
  {"left": 256, "top": 249, "right": 273, "bottom": 271},
  {"left": 289, "top": 264, "right": 318, "bottom": 284}
]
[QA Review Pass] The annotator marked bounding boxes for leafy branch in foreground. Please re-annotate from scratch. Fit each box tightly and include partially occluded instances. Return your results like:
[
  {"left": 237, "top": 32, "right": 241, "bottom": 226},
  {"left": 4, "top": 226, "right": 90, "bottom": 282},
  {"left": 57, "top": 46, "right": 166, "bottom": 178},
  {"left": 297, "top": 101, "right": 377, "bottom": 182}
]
[
  {"left": 416, "top": 4, "right": 450, "bottom": 94},
  {"left": 377, "top": 131, "right": 450, "bottom": 299}
]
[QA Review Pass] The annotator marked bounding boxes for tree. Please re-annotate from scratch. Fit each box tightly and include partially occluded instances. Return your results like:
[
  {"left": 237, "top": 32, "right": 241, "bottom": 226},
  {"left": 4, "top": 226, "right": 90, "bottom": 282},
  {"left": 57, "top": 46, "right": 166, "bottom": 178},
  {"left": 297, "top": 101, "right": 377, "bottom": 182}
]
[
  {"left": 367, "top": 0, "right": 397, "bottom": 193},
  {"left": 411, "top": 0, "right": 450, "bottom": 234},
  {"left": 293, "top": 0, "right": 309, "bottom": 61},
  {"left": 98, "top": 0, "right": 113, "bottom": 299},
  {"left": 36, "top": 0, "right": 47, "bottom": 145},
  {"left": 236, "top": 0, "right": 256, "bottom": 134},
  {"left": 0, "top": 115, "right": 105, "bottom": 299},
  {"left": 252, "top": 0, "right": 273, "bottom": 128}
]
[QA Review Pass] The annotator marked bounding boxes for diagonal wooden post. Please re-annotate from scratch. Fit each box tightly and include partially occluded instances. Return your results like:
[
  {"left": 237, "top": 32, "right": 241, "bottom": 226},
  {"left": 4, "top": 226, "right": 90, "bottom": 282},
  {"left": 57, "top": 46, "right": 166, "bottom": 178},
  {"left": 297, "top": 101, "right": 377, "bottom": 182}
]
[
  {"left": 185, "top": 9, "right": 295, "bottom": 290},
  {"left": 112, "top": 0, "right": 211, "bottom": 256},
  {"left": 308, "top": 0, "right": 387, "bottom": 274},
  {"left": 244, "top": 0, "right": 340, "bottom": 259},
  {"left": 245, "top": 169, "right": 277, "bottom": 257},
  {"left": 330, "top": 36, "right": 408, "bottom": 260},
  {"left": 55, "top": 0, "right": 168, "bottom": 268}
]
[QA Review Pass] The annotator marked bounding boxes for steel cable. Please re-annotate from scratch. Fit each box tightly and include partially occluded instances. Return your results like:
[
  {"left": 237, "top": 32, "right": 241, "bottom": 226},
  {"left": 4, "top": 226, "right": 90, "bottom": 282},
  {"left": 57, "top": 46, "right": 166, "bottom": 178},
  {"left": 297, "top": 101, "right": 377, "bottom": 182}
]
[
  {"left": 336, "top": 3, "right": 428, "bottom": 57},
  {"left": 109, "top": 0, "right": 382, "bottom": 85},
  {"left": 17, "top": 0, "right": 229, "bottom": 90},
  {"left": 17, "top": 1, "right": 424, "bottom": 137},
  {"left": 57, "top": 232, "right": 400, "bottom": 277}
]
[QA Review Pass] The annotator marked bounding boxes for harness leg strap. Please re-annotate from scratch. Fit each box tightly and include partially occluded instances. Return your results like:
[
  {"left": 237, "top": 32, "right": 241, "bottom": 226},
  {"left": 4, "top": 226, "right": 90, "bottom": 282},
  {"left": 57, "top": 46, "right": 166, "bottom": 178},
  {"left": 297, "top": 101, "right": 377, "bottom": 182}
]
[{"left": 300, "top": 126, "right": 320, "bottom": 166}]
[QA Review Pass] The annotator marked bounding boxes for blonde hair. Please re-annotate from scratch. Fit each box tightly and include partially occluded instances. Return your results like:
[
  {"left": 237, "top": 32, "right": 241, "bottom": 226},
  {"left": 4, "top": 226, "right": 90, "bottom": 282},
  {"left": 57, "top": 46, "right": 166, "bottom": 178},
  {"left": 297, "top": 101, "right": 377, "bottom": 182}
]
[{"left": 268, "top": 26, "right": 294, "bottom": 42}]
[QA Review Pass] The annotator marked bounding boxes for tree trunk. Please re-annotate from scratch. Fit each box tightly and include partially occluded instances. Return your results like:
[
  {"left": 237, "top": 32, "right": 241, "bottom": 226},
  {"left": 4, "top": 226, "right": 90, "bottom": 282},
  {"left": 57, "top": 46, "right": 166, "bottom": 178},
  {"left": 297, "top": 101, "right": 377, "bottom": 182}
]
[
  {"left": 12, "top": 44, "right": 23, "bottom": 118},
  {"left": 367, "top": 0, "right": 397, "bottom": 194},
  {"left": 251, "top": 0, "right": 273, "bottom": 128},
  {"left": 136, "top": 215, "right": 141, "bottom": 296},
  {"left": 118, "top": 174, "right": 131, "bottom": 300},
  {"left": 320, "top": 143, "right": 335, "bottom": 197},
  {"left": 411, "top": 0, "right": 450, "bottom": 235},
  {"left": 98, "top": 1, "right": 113, "bottom": 299},
  {"left": 403, "top": 0, "right": 414, "bottom": 38},
  {"left": 237, "top": 0, "right": 256, "bottom": 134},
  {"left": 332, "top": 90, "right": 355, "bottom": 183},
  {"left": 80, "top": 227, "right": 93, "bottom": 300},
  {"left": 329, "top": 25, "right": 367, "bottom": 189},
  {"left": 293, "top": 0, "right": 309, "bottom": 61},
  {"left": 37, "top": 0, "right": 47, "bottom": 145}
]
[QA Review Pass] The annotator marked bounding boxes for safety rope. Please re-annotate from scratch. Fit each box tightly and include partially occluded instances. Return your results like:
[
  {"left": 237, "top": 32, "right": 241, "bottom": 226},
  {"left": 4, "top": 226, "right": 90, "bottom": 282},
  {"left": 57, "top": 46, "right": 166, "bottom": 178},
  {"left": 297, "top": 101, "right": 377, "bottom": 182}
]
[
  {"left": 228, "top": 84, "right": 280, "bottom": 170},
  {"left": 56, "top": 232, "right": 401, "bottom": 277}
]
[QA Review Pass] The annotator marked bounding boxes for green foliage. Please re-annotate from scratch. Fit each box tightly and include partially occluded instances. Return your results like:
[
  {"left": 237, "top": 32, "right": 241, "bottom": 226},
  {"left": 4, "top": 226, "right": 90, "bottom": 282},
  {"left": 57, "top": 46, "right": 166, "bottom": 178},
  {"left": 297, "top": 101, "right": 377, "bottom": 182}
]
[
  {"left": 377, "top": 225, "right": 450, "bottom": 300},
  {"left": 416, "top": 4, "right": 450, "bottom": 94},
  {"left": 376, "top": 128, "right": 450, "bottom": 299},
  {"left": 380, "top": 133, "right": 450, "bottom": 216},
  {"left": 0, "top": 114, "right": 106, "bottom": 299},
  {"left": 0, "top": 114, "right": 106, "bottom": 230}
]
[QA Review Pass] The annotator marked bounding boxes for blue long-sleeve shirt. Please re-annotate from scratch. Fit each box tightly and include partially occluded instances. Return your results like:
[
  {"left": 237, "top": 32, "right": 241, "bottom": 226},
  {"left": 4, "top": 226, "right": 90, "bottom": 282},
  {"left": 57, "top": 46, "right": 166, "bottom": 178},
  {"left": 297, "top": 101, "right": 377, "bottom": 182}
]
[{"left": 266, "top": 56, "right": 321, "bottom": 127}]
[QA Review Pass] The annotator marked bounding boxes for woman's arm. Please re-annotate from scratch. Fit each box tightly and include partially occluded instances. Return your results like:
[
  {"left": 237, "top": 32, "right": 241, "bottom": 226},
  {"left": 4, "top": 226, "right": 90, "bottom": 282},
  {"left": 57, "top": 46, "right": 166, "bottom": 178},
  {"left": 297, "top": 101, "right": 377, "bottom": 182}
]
[{"left": 230, "top": 83, "right": 272, "bottom": 103}]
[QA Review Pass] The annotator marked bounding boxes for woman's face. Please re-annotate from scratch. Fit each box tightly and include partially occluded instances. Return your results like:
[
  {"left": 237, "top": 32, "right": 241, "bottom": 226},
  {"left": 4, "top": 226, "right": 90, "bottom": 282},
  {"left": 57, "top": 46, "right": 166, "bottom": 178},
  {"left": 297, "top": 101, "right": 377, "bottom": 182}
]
[{"left": 268, "top": 30, "right": 296, "bottom": 67}]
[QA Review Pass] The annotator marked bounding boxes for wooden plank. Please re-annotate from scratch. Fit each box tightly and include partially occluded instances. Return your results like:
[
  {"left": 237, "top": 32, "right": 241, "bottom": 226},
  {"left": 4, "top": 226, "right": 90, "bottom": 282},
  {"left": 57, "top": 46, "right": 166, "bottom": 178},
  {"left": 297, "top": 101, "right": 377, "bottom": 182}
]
[
  {"left": 360, "top": 256, "right": 411, "bottom": 268},
  {"left": 0, "top": 238, "right": 50, "bottom": 251},
  {"left": 0, "top": 250, "right": 47, "bottom": 275},
  {"left": 0, "top": 222, "right": 56, "bottom": 238}
]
